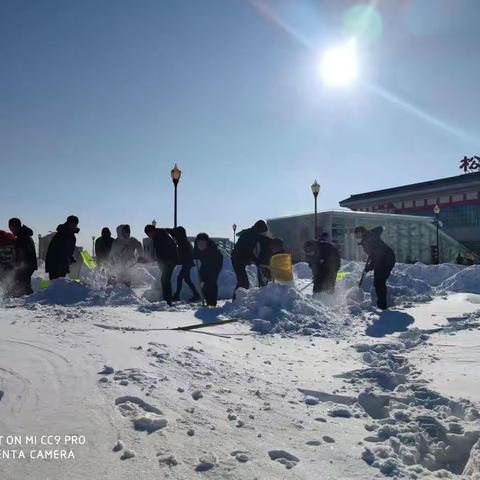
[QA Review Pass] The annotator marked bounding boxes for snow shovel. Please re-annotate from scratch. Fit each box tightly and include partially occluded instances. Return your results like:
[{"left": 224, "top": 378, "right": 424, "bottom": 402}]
[{"left": 358, "top": 257, "right": 371, "bottom": 287}]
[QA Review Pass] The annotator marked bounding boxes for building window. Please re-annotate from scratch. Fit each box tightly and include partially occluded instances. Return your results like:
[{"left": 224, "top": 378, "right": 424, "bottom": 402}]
[
  {"left": 404, "top": 200, "right": 413, "bottom": 208},
  {"left": 427, "top": 198, "right": 437, "bottom": 205},
  {"left": 439, "top": 196, "right": 450, "bottom": 204},
  {"left": 466, "top": 191, "right": 478, "bottom": 200},
  {"left": 452, "top": 194, "right": 463, "bottom": 202}
]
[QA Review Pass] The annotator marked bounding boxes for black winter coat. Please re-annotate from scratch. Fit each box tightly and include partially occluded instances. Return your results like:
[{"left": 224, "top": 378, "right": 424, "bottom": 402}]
[
  {"left": 45, "top": 224, "right": 77, "bottom": 275},
  {"left": 232, "top": 228, "right": 259, "bottom": 263},
  {"left": 193, "top": 240, "right": 223, "bottom": 279},
  {"left": 14, "top": 226, "right": 37, "bottom": 273},
  {"left": 305, "top": 241, "right": 340, "bottom": 276},
  {"left": 176, "top": 238, "right": 194, "bottom": 267},
  {"left": 361, "top": 227, "right": 396, "bottom": 277},
  {"left": 151, "top": 228, "right": 178, "bottom": 264},
  {"left": 95, "top": 236, "right": 114, "bottom": 263}
]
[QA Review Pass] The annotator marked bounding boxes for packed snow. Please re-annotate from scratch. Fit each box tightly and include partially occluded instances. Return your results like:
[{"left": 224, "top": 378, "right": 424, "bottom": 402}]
[{"left": 0, "top": 257, "right": 479, "bottom": 479}]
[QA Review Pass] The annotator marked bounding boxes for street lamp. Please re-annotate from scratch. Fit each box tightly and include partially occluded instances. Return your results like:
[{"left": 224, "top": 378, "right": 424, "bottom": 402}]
[
  {"left": 433, "top": 204, "right": 441, "bottom": 264},
  {"left": 311, "top": 180, "right": 320, "bottom": 240},
  {"left": 170, "top": 164, "right": 182, "bottom": 228},
  {"left": 232, "top": 223, "right": 237, "bottom": 248},
  {"left": 92, "top": 236, "right": 95, "bottom": 258}
]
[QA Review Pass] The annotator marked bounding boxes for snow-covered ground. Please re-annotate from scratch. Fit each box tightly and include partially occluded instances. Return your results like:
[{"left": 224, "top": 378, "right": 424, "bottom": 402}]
[{"left": 0, "top": 260, "right": 479, "bottom": 479}]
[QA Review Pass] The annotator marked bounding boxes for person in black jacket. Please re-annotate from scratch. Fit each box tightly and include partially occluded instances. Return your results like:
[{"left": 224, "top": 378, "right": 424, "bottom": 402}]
[
  {"left": 45, "top": 216, "right": 79, "bottom": 281},
  {"left": 193, "top": 233, "right": 223, "bottom": 307},
  {"left": 95, "top": 227, "right": 114, "bottom": 265},
  {"left": 172, "top": 226, "right": 200, "bottom": 302},
  {"left": 8, "top": 218, "right": 38, "bottom": 296},
  {"left": 303, "top": 233, "right": 341, "bottom": 294},
  {"left": 145, "top": 224, "right": 178, "bottom": 306},
  {"left": 231, "top": 220, "right": 268, "bottom": 296},
  {"left": 355, "top": 226, "right": 396, "bottom": 310}
]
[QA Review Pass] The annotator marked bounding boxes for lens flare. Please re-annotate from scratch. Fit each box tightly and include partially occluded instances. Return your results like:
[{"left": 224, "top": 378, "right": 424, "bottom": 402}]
[{"left": 319, "top": 39, "right": 358, "bottom": 87}]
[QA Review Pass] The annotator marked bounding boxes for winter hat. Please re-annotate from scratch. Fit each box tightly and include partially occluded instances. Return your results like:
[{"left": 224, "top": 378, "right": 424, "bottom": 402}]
[
  {"left": 196, "top": 233, "right": 210, "bottom": 242},
  {"left": 101, "top": 227, "right": 111, "bottom": 237},
  {"left": 253, "top": 220, "right": 268, "bottom": 233}
]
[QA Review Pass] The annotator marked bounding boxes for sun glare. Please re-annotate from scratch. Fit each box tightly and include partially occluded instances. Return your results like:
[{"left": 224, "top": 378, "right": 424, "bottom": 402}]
[{"left": 319, "top": 39, "right": 358, "bottom": 88}]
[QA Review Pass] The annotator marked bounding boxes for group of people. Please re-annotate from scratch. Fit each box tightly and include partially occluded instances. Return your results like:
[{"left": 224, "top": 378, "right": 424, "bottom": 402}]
[
  {"left": 0, "top": 214, "right": 397, "bottom": 310},
  {"left": 94, "top": 222, "right": 224, "bottom": 307}
]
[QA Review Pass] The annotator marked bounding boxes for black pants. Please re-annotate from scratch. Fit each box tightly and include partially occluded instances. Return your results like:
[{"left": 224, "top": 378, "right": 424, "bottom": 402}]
[
  {"left": 174, "top": 264, "right": 199, "bottom": 298},
  {"left": 200, "top": 268, "right": 221, "bottom": 307},
  {"left": 232, "top": 256, "right": 249, "bottom": 297},
  {"left": 159, "top": 261, "right": 176, "bottom": 305},
  {"left": 48, "top": 269, "right": 68, "bottom": 280},
  {"left": 373, "top": 275, "right": 389, "bottom": 310},
  {"left": 257, "top": 266, "right": 271, "bottom": 287},
  {"left": 12, "top": 269, "right": 34, "bottom": 296},
  {"left": 313, "top": 269, "right": 337, "bottom": 294}
]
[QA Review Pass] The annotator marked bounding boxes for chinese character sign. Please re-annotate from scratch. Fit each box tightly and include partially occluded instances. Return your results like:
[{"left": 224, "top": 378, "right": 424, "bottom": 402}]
[{"left": 459, "top": 156, "right": 480, "bottom": 173}]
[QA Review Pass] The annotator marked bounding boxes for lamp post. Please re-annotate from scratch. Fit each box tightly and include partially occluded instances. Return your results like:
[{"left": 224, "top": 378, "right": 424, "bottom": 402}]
[
  {"left": 170, "top": 164, "right": 182, "bottom": 228},
  {"left": 433, "top": 204, "right": 441, "bottom": 264},
  {"left": 311, "top": 180, "right": 320, "bottom": 240},
  {"left": 92, "top": 236, "right": 95, "bottom": 258},
  {"left": 232, "top": 223, "right": 237, "bottom": 248}
]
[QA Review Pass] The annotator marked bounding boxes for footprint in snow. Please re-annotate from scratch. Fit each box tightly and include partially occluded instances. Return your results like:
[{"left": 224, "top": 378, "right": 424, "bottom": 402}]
[
  {"left": 268, "top": 450, "right": 300, "bottom": 469},
  {"left": 115, "top": 396, "right": 167, "bottom": 434}
]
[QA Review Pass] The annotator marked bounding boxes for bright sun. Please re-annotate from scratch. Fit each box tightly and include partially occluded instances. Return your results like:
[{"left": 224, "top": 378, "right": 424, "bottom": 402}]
[{"left": 319, "top": 39, "right": 358, "bottom": 88}]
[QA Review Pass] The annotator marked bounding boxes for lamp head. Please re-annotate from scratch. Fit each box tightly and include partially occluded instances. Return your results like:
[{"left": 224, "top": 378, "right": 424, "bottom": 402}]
[
  {"left": 433, "top": 204, "right": 440, "bottom": 215},
  {"left": 311, "top": 179, "right": 320, "bottom": 196},
  {"left": 171, "top": 163, "right": 182, "bottom": 183}
]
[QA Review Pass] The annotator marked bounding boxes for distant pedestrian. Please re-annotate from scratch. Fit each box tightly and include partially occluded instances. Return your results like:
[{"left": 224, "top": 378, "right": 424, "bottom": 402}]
[
  {"left": 45, "top": 215, "right": 79, "bottom": 280},
  {"left": 172, "top": 226, "right": 200, "bottom": 302},
  {"left": 95, "top": 227, "right": 114, "bottom": 265},
  {"left": 455, "top": 253, "right": 464, "bottom": 265},
  {"left": 355, "top": 226, "right": 396, "bottom": 310},
  {"left": 231, "top": 220, "right": 268, "bottom": 296},
  {"left": 144, "top": 224, "right": 178, "bottom": 306},
  {"left": 193, "top": 233, "right": 223, "bottom": 307},
  {"left": 303, "top": 233, "right": 341, "bottom": 294},
  {"left": 8, "top": 218, "right": 37, "bottom": 296}
]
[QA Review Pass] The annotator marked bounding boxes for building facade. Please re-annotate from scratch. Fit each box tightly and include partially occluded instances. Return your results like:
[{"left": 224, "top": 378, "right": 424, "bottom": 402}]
[
  {"left": 267, "top": 210, "right": 473, "bottom": 264},
  {"left": 339, "top": 172, "right": 480, "bottom": 254}
]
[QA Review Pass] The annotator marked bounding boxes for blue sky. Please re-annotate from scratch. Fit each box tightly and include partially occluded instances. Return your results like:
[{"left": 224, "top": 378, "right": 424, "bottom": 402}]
[{"left": 1, "top": 0, "right": 479, "bottom": 248}]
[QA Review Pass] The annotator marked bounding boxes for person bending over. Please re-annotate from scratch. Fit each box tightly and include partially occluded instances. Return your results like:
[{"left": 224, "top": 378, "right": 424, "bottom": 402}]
[
  {"left": 193, "top": 233, "right": 223, "bottom": 307},
  {"left": 355, "top": 226, "right": 396, "bottom": 310}
]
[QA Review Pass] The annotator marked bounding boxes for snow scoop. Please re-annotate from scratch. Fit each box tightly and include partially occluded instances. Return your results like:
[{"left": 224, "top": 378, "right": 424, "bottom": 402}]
[{"left": 81, "top": 250, "right": 97, "bottom": 271}]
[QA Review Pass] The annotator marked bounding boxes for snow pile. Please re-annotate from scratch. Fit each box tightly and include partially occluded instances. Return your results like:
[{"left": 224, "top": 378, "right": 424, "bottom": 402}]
[
  {"left": 439, "top": 265, "right": 480, "bottom": 294},
  {"left": 224, "top": 283, "right": 355, "bottom": 337},
  {"left": 404, "top": 262, "right": 464, "bottom": 287},
  {"left": 26, "top": 278, "right": 142, "bottom": 307},
  {"left": 293, "top": 262, "right": 312, "bottom": 279}
]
